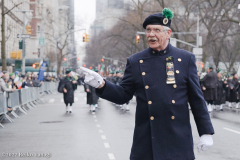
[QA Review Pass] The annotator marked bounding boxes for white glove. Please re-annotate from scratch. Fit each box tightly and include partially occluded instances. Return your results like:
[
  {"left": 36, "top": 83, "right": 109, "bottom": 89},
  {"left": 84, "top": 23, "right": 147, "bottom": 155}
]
[
  {"left": 80, "top": 67, "right": 103, "bottom": 88},
  {"left": 197, "top": 135, "right": 213, "bottom": 152}
]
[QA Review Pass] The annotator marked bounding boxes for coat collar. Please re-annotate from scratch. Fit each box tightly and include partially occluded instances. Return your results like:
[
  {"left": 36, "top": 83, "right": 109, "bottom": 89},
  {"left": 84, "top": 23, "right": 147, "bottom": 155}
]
[{"left": 149, "top": 43, "right": 172, "bottom": 56}]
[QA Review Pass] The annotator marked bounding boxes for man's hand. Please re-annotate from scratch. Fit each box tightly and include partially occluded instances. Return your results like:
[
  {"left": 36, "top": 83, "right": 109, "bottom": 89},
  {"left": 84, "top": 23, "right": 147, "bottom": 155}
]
[
  {"left": 81, "top": 67, "right": 104, "bottom": 88},
  {"left": 63, "top": 89, "right": 67, "bottom": 93},
  {"left": 86, "top": 89, "right": 90, "bottom": 92},
  {"left": 202, "top": 86, "right": 206, "bottom": 90},
  {"left": 197, "top": 135, "right": 213, "bottom": 152}
]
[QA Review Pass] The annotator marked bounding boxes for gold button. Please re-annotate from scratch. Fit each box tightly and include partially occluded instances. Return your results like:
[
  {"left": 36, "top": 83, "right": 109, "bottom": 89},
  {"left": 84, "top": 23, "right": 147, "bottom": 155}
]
[
  {"left": 142, "top": 72, "right": 146, "bottom": 76},
  {"left": 139, "top": 60, "right": 143, "bottom": 63},
  {"left": 153, "top": 51, "right": 155, "bottom": 54},
  {"left": 145, "top": 85, "right": 149, "bottom": 89},
  {"left": 150, "top": 116, "right": 154, "bottom": 120},
  {"left": 148, "top": 101, "right": 152, "bottom": 105},
  {"left": 176, "top": 70, "right": 179, "bottom": 74},
  {"left": 178, "top": 58, "right": 181, "bottom": 62},
  {"left": 171, "top": 116, "right": 175, "bottom": 120},
  {"left": 172, "top": 100, "right": 175, "bottom": 104},
  {"left": 173, "top": 84, "right": 177, "bottom": 88}
]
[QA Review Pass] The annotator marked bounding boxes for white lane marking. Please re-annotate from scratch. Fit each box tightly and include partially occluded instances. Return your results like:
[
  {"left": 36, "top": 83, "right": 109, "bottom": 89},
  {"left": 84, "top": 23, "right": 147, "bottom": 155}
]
[
  {"left": 49, "top": 99, "right": 55, "bottom": 103},
  {"left": 75, "top": 97, "right": 78, "bottom": 101},
  {"left": 108, "top": 153, "right": 115, "bottom": 160},
  {"left": 101, "top": 135, "right": 107, "bottom": 139},
  {"left": 224, "top": 128, "right": 240, "bottom": 135},
  {"left": 96, "top": 125, "right": 101, "bottom": 128},
  {"left": 92, "top": 112, "right": 96, "bottom": 115},
  {"left": 99, "top": 130, "right": 103, "bottom": 133},
  {"left": 93, "top": 115, "right": 97, "bottom": 118},
  {"left": 61, "top": 99, "right": 63, "bottom": 102},
  {"left": 104, "top": 143, "right": 110, "bottom": 148},
  {"left": 84, "top": 97, "right": 86, "bottom": 101},
  {"left": 95, "top": 120, "right": 98, "bottom": 122}
]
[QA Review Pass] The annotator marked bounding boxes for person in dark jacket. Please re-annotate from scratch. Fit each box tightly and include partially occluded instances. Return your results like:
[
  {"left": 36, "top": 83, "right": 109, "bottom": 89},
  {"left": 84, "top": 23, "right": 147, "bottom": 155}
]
[
  {"left": 202, "top": 66, "right": 218, "bottom": 112},
  {"left": 81, "top": 8, "right": 214, "bottom": 160},
  {"left": 229, "top": 72, "right": 239, "bottom": 108},
  {"left": 58, "top": 69, "right": 77, "bottom": 113},
  {"left": 106, "top": 72, "right": 113, "bottom": 82},
  {"left": 224, "top": 75, "right": 231, "bottom": 107},
  {"left": 84, "top": 70, "right": 99, "bottom": 112},
  {"left": 214, "top": 69, "right": 225, "bottom": 111}
]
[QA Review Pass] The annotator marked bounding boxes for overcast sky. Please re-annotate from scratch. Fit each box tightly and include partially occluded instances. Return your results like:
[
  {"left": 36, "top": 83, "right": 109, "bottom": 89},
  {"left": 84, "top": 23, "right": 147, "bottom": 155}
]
[
  {"left": 74, "top": 0, "right": 96, "bottom": 34},
  {"left": 74, "top": 0, "right": 96, "bottom": 61}
]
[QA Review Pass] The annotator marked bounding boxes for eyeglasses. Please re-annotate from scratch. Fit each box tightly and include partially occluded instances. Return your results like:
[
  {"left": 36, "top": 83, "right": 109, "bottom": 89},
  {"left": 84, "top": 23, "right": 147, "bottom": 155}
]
[{"left": 145, "top": 28, "right": 165, "bottom": 34}]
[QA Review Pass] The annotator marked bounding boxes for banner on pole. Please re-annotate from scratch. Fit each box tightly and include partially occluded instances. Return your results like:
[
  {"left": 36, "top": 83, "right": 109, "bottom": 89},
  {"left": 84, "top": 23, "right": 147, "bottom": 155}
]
[{"left": 38, "top": 61, "right": 47, "bottom": 81}]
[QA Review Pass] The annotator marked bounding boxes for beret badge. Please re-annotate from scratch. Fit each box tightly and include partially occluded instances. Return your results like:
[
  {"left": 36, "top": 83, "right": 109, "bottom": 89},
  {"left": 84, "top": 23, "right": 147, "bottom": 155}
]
[{"left": 163, "top": 18, "right": 169, "bottom": 25}]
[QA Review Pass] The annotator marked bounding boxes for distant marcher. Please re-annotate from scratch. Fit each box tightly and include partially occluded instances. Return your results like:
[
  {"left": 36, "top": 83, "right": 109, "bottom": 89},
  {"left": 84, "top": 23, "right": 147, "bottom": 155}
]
[
  {"left": 84, "top": 70, "right": 99, "bottom": 112},
  {"left": 214, "top": 69, "right": 226, "bottom": 111},
  {"left": 58, "top": 69, "right": 77, "bottom": 113},
  {"left": 228, "top": 72, "right": 239, "bottom": 108},
  {"left": 202, "top": 66, "right": 218, "bottom": 112}
]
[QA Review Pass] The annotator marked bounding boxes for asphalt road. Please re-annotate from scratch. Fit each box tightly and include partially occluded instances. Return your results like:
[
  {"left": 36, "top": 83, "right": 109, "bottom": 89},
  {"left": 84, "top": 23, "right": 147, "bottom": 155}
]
[{"left": 0, "top": 86, "right": 240, "bottom": 160}]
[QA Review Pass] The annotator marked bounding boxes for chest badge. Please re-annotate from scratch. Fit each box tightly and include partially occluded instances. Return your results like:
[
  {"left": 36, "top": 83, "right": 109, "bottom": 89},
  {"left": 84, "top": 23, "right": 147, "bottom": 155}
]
[{"left": 166, "top": 56, "right": 176, "bottom": 84}]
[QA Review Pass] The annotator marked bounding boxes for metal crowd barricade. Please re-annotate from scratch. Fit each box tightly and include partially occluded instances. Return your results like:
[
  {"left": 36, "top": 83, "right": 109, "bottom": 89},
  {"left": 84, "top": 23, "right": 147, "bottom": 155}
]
[
  {"left": 0, "top": 92, "right": 15, "bottom": 126},
  {"left": 8, "top": 90, "right": 27, "bottom": 116},
  {"left": 21, "top": 88, "right": 35, "bottom": 110}
]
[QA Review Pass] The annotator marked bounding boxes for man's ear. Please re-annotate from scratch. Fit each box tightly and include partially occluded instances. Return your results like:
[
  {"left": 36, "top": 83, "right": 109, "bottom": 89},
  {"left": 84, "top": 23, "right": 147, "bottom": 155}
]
[{"left": 167, "top": 30, "right": 172, "bottom": 39}]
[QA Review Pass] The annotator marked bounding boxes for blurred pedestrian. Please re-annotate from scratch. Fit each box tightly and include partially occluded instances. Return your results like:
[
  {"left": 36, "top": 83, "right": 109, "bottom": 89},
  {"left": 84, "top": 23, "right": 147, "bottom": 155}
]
[
  {"left": 214, "top": 69, "right": 225, "bottom": 111},
  {"left": 0, "top": 72, "right": 16, "bottom": 112},
  {"left": 228, "top": 72, "right": 239, "bottom": 108},
  {"left": 58, "top": 69, "right": 77, "bottom": 113},
  {"left": 84, "top": 69, "right": 99, "bottom": 112},
  {"left": 202, "top": 66, "right": 218, "bottom": 112}
]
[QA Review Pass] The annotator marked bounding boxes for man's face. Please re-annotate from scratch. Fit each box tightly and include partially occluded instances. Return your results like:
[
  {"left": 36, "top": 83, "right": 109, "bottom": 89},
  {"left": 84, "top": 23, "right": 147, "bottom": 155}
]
[
  {"left": 67, "top": 72, "right": 71, "bottom": 77},
  {"left": 109, "top": 74, "right": 112, "bottom": 77},
  {"left": 146, "top": 25, "right": 171, "bottom": 51},
  {"left": 217, "top": 73, "right": 221, "bottom": 78},
  {"left": 234, "top": 74, "right": 238, "bottom": 79},
  {"left": 11, "top": 75, "right": 15, "bottom": 79}
]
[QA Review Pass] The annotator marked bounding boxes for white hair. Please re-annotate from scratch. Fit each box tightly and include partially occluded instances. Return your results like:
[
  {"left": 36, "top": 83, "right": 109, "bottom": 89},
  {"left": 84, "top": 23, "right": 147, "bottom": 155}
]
[{"left": 163, "top": 26, "right": 171, "bottom": 32}]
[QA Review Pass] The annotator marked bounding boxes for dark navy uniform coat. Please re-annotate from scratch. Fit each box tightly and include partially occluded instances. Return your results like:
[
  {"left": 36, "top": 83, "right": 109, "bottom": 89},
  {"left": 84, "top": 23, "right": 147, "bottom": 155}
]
[{"left": 96, "top": 44, "right": 214, "bottom": 160}]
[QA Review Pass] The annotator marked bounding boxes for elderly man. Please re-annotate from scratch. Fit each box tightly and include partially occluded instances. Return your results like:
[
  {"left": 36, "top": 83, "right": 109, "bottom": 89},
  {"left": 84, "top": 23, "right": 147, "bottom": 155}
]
[{"left": 81, "top": 8, "right": 214, "bottom": 160}]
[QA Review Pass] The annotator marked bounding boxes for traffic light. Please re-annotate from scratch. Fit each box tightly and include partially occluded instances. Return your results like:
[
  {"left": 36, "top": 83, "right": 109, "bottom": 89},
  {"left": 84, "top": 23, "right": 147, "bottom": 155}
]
[
  {"left": 83, "top": 64, "right": 86, "bottom": 67},
  {"left": 136, "top": 35, "right": 140, "bottom": 44},
  {"left": 32, "top": 63, "right": 36, "bottom": 68},
  {"left": 83, "top": 33, "right": 86, "bottom": 42},
  {"left": 10, "top": 51, "right": 17, "bottom": 59},
  {"left": 26, "top": 25, "right": 31, "bottom": 34},
  {"left": 78, "top": 57, "right": 80, "bottom": 60},
  {"left": 101, "top": 58, "right": 104, "bottom": 62},
  {"left": 19, "top": 41, "right": 23, "bottom": 49},
  {"left": 64, "top": 58, "right": 67, "bottom": 61},
  {"left": 86, "top": 34, "right": 90, "bottom": 42}
]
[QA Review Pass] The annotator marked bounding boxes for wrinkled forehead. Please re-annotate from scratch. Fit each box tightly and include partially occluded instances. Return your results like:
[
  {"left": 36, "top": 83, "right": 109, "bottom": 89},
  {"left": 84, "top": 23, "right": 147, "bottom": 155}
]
[{"left": 146, "top": 24, "right": 164, "bottom": 29}]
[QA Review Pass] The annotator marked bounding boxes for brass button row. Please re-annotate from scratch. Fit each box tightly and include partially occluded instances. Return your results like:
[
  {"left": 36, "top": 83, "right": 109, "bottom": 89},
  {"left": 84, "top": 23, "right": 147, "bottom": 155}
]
[{"left": 150, "top": 116, "right": 175, "bottom": 120}]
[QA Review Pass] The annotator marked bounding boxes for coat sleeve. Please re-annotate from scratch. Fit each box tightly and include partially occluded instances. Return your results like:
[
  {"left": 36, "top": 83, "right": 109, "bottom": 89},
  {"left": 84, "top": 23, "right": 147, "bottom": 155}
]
[
  {"left": 187, "top": 54, "right": 214, "bottom": 136},
  {"left": 96, "top": 58, "right": 135, "bottom": 104},
  {"left": 58, "top": 79, "right": 65, "bottom": 93},
  {"left": 0, "top": 80, "right": 12, "bottom": 92}
]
